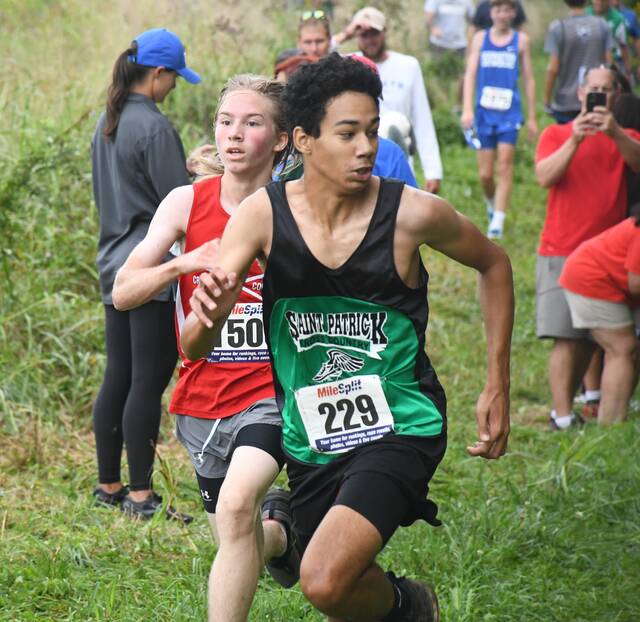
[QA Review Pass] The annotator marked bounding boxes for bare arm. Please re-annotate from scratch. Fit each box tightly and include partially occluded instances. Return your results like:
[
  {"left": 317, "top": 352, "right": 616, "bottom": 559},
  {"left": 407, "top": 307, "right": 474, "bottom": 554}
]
[
  {"left": 592, "top": 108, "right": 640, "bottom": 172},
  {"left": 425, "top": 11, "right": 442, "bottom": 38},
  {"left": 333, "top": 17, "right": 370, "bottom": 46},
  {"left": 461, "top": 32, "right": 482, "bottom": 129},
  {"left": 113, "top": 185, "right": 190, "bottom": 310},
  {"left": 112, "top": 186, "right": 221, "bottom": 310},
  {"left": 180, "top": 189, "right": 271, "bottom": 360},
  {"left": 404, "top": 193, "right": 514, "bottom": 459},
  {"left": 519, "top": 33, "right": 538, "bottom": 140},
  {"left": 543, "top": 54, "right": 559, "bottom": 109},
  {"left": 628, "top": 271, "right": 640, "bottom": 295},
  {"left": 535, "top": 122, "right": 586, "bottom": 188},
  {"left": 611, "top": 124, "right": 640, "bottom": 173}
]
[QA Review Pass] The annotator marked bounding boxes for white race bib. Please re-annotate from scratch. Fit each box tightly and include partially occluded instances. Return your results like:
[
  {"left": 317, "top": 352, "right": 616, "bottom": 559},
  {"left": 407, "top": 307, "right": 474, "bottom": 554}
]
[
  {"left": 295, "top": 375, "right": 394, "bottom": 454},
  {"left": 480, "top": 86, "right": 513, "bottom": 111},
  {"left": 206, "top": 303, "right": 269, "bottom": 363}
]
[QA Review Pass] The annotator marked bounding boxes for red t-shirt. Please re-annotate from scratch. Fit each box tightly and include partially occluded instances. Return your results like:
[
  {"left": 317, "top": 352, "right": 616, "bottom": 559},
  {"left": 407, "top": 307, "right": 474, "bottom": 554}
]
[
  {"left": 559, "top": 217, "right": 640, "bottom": 306},
  {"left": 169, "top": 176, "right": 275, "bottom": 419},
  {"left": 536, "top": 124, "right": 640, "bottom": 257}
]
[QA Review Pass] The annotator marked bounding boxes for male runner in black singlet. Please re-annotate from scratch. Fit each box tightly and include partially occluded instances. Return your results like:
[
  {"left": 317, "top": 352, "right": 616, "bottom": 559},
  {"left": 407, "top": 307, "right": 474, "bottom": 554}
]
[{"left": 181, "top": 54, "right": 514, "bottom": 622}]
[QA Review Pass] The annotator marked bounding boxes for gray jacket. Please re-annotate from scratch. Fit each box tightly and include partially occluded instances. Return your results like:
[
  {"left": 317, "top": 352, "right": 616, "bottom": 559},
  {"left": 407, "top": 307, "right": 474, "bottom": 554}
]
[{"left": 91, "top": 93, "right": 189, "bottom": 304}]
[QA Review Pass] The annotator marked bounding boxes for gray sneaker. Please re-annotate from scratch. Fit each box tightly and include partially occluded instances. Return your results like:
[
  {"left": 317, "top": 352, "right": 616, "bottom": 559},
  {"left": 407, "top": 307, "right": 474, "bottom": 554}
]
[
  {"left": 397, "top": 576, "right": 440, "bottom": 622},
  {"left": 93, "top": 485, "right": 129, "bottom": 508},
  {"left": 121, "top": 492, "right": 193, "bottom": 524}
]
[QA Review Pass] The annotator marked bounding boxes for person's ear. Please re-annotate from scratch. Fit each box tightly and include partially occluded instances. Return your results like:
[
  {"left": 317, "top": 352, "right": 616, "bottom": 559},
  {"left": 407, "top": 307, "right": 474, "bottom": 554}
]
[
  {"left": 273, "top": 131, "right": 289, "bottom": 155},
  {"left": 153, "top": 66, "right": 166, "bottom": 80},
  {"left": 293, "top": 126, "right": 313, "bottom": 154}
]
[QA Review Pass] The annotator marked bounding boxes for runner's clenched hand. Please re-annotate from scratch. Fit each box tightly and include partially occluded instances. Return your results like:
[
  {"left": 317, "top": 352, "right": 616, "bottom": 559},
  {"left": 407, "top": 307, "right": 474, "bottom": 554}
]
[
  {"left": 189, "top": 267, "right": 240, "bottom": 329},
  {"left": 178, "top": 239, "right": 220, "bottom": 275},
  {"left": 467, "top": 384, "right": 510, "bottom": 459}
]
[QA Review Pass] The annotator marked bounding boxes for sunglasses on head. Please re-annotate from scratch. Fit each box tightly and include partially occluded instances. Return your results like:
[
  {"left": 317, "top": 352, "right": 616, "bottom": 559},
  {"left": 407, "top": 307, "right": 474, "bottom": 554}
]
[{"left": 301, "top": 9, "right": 326, "bottom": 21}]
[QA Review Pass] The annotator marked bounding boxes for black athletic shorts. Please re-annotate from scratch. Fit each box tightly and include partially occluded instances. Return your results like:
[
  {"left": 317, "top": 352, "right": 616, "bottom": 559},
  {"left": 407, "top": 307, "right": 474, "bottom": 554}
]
[
  {"left": 194, "top": 423, "right": 284, "bottom": 514},
  {"left": 286, "top": 432, "right": 447, "bottom": 552}
]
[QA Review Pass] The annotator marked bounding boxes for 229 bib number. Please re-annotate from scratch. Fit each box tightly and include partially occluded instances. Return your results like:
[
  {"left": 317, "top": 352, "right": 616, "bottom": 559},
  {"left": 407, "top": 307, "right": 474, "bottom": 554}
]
[
  {"left": 318, "top": 394, "right": 379, "bottom": 434},
  {"left": 295, "top": 375, "right": 394, "bottom": 454}
]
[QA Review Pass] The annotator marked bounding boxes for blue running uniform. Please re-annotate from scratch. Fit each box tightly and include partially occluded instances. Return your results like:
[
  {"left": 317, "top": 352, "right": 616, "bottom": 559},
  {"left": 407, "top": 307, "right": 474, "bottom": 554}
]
[{"left": 475, "top": 30, "right": 523, "bottom": 144}]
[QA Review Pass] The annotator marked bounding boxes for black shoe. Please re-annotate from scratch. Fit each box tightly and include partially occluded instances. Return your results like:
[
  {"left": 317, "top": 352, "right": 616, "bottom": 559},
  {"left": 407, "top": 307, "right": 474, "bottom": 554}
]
[
  {"left": 261, "top": 488, "right": 300, "bottom": 588},
  {"left": 93, "top": 485, "right": 129, "bottom": 508},
  {"left": 549, "top": 412, "right": 585, "bottom": 431},
  {"left": 390, "top": 573, "right": 440, "bottom": 622},
  {"left": 121, "top": 492, "right": 193, "bottom": 525}
]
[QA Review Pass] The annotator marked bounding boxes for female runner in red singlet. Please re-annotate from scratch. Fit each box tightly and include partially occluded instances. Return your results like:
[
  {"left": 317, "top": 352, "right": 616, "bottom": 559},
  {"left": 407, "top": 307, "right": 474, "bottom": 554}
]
[{"left": 111, "top": 75, "right": 299, "bottom": 621}]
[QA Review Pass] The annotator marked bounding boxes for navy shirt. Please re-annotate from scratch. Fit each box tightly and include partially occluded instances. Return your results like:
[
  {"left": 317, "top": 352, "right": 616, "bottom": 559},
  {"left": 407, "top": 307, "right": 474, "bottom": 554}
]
[{"left": 91, "top": 93, "right": 189, "bottom": 304}]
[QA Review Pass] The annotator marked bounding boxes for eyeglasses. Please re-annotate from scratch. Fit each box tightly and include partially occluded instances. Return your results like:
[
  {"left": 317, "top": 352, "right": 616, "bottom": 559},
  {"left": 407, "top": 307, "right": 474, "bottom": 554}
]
[{"left": 301, "top": 10, "right": 326, "bottom": 21}]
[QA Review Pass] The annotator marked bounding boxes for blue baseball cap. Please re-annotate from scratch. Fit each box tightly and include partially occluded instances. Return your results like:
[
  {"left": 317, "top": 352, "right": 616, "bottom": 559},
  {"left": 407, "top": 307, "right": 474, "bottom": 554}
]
[{"left": 129, "top": 28, "right": 201, "bottom": 84}]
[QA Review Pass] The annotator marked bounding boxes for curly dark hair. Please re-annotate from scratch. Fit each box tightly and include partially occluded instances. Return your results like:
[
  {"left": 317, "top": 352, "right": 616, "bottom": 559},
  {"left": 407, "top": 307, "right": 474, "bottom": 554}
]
[{"left": 283, "top": 52, "right": 382, "bottom": 139}]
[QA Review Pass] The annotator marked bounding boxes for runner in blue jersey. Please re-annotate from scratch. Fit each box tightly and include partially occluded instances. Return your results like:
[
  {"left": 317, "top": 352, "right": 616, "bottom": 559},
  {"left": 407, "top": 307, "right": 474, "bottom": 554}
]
[{"left": 462, "top": 0, "right": 537, "bottom": 239}]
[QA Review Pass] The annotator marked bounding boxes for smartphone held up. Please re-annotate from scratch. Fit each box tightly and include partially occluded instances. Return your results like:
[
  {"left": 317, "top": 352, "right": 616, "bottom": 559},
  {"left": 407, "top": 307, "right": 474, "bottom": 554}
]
[{"left": 586, "top": 91, "right": 607, "bottom": 113}]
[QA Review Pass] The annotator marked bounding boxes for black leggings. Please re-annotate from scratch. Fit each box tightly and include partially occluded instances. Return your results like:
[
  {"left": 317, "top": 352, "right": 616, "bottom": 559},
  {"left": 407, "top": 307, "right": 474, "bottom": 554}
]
[{"left": 93, "top": 302, "right": 177, "bottom": 491}]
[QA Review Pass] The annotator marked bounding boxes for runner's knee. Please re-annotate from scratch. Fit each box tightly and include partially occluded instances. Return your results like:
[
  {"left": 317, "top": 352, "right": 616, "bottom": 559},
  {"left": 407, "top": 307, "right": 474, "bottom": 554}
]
[
  {"left": 299, "top": 558, "right": 350, "bottom": 614},
  {"left": 496, "top": 157, "right": 513, "bottom": 177},
  {"left": 215, "top": 487, "right": 260, "bottom": 539},
  {"left": 479, "top": 169, "right": 493, "bottom": 186}
]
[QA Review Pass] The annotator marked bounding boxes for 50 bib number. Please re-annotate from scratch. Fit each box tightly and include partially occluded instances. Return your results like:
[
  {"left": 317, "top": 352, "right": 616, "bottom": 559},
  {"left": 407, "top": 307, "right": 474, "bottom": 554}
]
[
  {"left": 295, "top": 374, "right": 394, "bottom": 454},
  {"left": 206, "top": 303, "right": 269, "bottom": 363}
]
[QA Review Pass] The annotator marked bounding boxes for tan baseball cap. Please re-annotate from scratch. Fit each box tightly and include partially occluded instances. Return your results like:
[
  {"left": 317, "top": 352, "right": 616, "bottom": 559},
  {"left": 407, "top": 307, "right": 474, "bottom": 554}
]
[{"left": 353, "top": 6, "right": 386, "bottom": 31}]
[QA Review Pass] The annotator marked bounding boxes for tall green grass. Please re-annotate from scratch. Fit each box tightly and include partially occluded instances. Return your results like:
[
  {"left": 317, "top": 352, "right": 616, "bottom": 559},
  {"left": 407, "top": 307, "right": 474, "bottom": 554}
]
[{"left": 1, "top": 1, "right": 639, "bottom": 620}]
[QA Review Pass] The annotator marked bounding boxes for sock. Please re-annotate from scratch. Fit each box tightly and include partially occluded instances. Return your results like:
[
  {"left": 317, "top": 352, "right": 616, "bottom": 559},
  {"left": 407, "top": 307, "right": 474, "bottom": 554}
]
[
  {"left": 484, "top": 195, "right": 495, "bottom": 217},
  {"left": 585, "top": 390, "right": 601, "bottom": 402},
  {"left": 489, "top": 210, "right": 506, "bottom": 231},
  {"left": 263, "top": 519, "right": 288, "bottom": 558},
  {"left": 381, "top": 573, "right": 411, "bottom": 622},
  {"left": 550, "top": 410, "right": 574, "bottom": 429}
]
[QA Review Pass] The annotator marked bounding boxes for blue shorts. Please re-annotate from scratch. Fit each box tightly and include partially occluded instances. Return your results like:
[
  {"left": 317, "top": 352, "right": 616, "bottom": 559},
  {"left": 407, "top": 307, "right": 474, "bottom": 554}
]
[{"left": 477, "top": 127, "right": 519, "bottom": 150}]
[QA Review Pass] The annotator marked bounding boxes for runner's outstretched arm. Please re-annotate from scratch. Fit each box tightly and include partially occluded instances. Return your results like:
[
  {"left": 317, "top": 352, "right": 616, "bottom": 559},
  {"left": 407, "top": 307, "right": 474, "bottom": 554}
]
[
  {"left": 112, "top": 186, "right": 220, "bottom": 310},
  {"left": 181, "top": 189, "right": 271, "bottom": 360},
  {"left": 403, "top": 190, "right": 514, "bottom": 459}
]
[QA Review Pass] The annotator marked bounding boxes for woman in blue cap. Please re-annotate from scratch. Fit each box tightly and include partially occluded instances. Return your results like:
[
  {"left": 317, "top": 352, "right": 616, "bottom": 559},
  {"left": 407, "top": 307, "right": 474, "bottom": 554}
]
[{"left": 91, "top": 28, "right": 200, "bottom": 520}]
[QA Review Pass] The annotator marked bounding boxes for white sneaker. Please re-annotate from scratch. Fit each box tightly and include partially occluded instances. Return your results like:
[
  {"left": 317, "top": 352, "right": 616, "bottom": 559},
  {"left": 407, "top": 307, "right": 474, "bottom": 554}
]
[{"left": 487, "top": 225, "right": 503, "bottom": 240}]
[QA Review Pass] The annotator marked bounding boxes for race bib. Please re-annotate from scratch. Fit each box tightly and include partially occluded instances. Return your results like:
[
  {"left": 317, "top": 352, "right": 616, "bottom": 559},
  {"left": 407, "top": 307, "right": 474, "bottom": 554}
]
[
  {"left": 480, "top": 86, "right": 513, "bottom": 111},
  {"left": 206, "top": 303, "right": 269, "bottom": 363},
  {"left": 295, "top": 374, "right": 394, "bottom": 454}
]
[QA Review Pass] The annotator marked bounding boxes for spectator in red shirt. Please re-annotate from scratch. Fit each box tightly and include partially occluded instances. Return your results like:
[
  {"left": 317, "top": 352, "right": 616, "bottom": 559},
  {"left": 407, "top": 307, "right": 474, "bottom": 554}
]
[
  {"left": 559, "top": 216, "right": 640, "bottom": 424},
  {"left": 534, "top": 65, "right": 640, "bottom": 430}
]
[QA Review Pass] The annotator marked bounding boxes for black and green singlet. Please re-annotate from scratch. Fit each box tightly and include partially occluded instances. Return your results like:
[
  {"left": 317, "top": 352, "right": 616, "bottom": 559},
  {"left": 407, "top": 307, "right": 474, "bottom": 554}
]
[{"left": 263, "top": 178, "right": 446, "bottom": 466}]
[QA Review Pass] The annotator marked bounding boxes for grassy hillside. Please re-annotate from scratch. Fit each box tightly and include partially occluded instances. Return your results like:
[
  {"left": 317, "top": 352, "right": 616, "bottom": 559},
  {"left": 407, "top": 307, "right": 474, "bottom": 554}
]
[{"left": 1, "top": 1, "right": 639, "bottom": 620}]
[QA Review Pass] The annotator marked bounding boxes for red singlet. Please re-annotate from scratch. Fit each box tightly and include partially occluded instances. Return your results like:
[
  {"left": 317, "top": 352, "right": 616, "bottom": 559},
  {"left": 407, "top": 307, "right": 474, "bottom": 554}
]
[{"left": 169, "top": 176, "right": 275, "bottom": 419}]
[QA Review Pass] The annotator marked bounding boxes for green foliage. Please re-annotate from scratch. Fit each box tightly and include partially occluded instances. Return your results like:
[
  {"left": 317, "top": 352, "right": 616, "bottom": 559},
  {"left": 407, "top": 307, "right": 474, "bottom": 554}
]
[{"left": 1, "top": 1, "right": 639, "bottom": 620}]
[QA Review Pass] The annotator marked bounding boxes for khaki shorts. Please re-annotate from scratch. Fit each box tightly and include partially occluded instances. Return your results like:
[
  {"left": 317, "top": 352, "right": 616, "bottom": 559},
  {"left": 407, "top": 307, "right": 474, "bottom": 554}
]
[
  {"left": 536, "top": 255, "right": 588, "bottom": 339},
  {"left": 564, "top": 290, "right": 640, "bottom": 329}
]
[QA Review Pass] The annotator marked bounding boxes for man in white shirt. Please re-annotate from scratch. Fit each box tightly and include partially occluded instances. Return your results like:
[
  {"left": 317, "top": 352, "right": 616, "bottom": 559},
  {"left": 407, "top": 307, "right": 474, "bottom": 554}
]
[{"left": 336, "top": 6, "right": 443, "bottom": 193}]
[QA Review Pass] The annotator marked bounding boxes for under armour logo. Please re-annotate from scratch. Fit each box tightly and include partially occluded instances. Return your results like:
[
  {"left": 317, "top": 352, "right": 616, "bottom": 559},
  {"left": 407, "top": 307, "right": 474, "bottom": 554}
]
[{"left": 201, "top": 489, "right": 211, "bottom": 500}]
